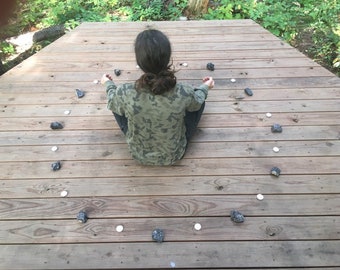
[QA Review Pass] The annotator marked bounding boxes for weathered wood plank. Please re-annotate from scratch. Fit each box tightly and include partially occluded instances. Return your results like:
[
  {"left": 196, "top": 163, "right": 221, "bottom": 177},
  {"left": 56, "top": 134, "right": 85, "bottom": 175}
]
[
  {"left": 206, "top": 100, "right": 340, "bottom": 113},
  {"left": 1, "top": 100, "right": 339, "bottom": 119},
  {"left": 208, "top": 87, "right": 340, "bottom": 101},
  {"left": 0, "top": 157, "right": 339, "bottom": 179},
  {"left": 1, "top": 241, "right": 339, "bottom": 269},
  {"left": 1, "top": 88, "right": 339, "bottom": 106},
  {"left": 196, "top": 126, "right": 340, "bottom": 141},
  {"left": 0, "top": 126, "right": 339, "bottom": 146},
  {"left": 4, "top": 57, "right": 321, "bottom": 74},
  {"left": 1, "top": 216, "right": 339, "bottom": 244},
  {"left": 56, "top": 32, "right": 280, "bottom": 43},
  {"left": 18, "top": 49, "right": 311, "bottom": 62},
  {"left": 1, "top": 174, "right": 338, "bottom": 198},
  {"left": 53, "top": 26, "right": 269, "bottom": 40},
  {"left": 41, "top": 40, "right": 293, "bottom": 54},
  {"left": 201, "top": 112, "right": 340, "bottom": 127},
  {"left": 0, "top": 140, "right": 338, "bottom": 162},
  {"left": 1, "top": 113, "right": 340, "bottom": 131},
  {"left": 3, "top": 77, "right": 339, "bottom": 91},
  {"left": 0, "top": 195, "right": 339, "bottom": 219},
  {"left": 185, "top": 140, "right": 340, "bottom": 158},
  {"left": 1, "top": 67, "right": 334, "bottom": 84}
]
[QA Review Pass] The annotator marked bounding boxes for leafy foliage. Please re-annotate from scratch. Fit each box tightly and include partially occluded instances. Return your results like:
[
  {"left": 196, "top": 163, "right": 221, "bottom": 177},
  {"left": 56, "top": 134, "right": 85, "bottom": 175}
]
[
  {"left": 16, "top": 0, "right": 188, "bottom": 28},
  {"left": 17, "top": 0, "right": 120, "bottom": 29},
  {"left": 0, "top": 41, "right": 15, "bottom": 56},
  {"left": 203, "top": 0, "right": 252, "bottom": 20},
  {"left": 204, "top": 0, "right": 339, "bottom": 74},
  {"left": 0, "top": 0, "right": 339, "bottom": 75}
]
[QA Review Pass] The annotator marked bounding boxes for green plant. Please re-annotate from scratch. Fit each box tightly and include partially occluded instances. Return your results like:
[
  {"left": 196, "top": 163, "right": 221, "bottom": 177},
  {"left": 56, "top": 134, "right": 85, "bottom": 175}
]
[
  {"left": 165, "top": 0, "right": 188, "bottom": 20},
  {"left": 306, "top": 0, "right": 339, "bottom": 73},
  {"left": 203, "top": 0, "right": 339, "bottom": 75},
  {"left": 0, "top": 42, "right": 15, "bottom": 60},
  {"left": 250, "top": 1, "right": 302, "bottom": 41},
  {"left": 16, "top": 0, "right": 120, "bottom": 30},
  {"left": 131, "top": 0, "right": 165, "bottom": 21},
  {"left": 204, "top": 0, "right": 253, "bottom": 20},
  {"left": 204, "top": 1, "right": 234, "bottom": 20},
  {"left": 116, "top": 0, "right": 188, "bottom": 21}
]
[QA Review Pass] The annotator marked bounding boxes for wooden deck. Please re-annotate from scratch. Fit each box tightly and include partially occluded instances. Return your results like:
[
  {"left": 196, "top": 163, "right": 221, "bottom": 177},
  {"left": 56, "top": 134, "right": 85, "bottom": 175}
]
[{"left": 0, "top": 20, "right": 340, "bottom": 269}]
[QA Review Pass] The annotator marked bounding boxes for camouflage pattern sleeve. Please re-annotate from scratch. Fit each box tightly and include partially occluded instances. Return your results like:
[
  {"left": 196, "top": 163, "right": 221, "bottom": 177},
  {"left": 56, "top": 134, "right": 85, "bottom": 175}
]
[
  {"left": 181, "top": 83, "right": 209, "bottom": 112},
  {"left": 105, "top": 80, "right": 130, "bottom": 116}
]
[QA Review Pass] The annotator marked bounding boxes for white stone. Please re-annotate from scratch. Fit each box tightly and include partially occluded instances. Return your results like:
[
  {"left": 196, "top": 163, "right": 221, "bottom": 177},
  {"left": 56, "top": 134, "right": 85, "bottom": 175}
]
[
  {"left": 273, "top": 147, "right": 280, "bottom": 153},
  {"left": 230, "top": 78, "right": 236, "bottom": 82},
  {"left": 256, "top": 194, "right": 264, "bottom": 200},
  {"left": 64, "top": 110, "right": 71, "bottom": 115},
  {"left": 51, "top": 146, "right": 58, "bottom": 152},
  {"left": 179, "top": 16, "right": 188, "bottom": 21},
  {"left": 116, "top": 225, "right": 124, "bottom": 232},
  {"left": 194, "top": 223, "right": 202, "bottom": 231},
  {"left": 60, "top": 190, "right": 68, "bottom": 197},
  {"left": 266, "top": 112, "right": 272, "bottom": 118}
]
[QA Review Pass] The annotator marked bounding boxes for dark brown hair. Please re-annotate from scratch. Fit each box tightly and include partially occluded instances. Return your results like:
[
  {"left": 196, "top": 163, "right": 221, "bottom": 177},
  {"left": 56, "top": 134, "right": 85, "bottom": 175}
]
[{"left": 134, "top": 29, "right": 176, "bottom": 95}]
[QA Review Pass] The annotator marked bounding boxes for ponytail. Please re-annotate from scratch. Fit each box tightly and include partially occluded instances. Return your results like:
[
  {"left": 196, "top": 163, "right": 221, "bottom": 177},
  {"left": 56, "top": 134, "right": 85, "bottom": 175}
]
[{"left": 136, "top": 68, "right": 177, "bottom": 95}]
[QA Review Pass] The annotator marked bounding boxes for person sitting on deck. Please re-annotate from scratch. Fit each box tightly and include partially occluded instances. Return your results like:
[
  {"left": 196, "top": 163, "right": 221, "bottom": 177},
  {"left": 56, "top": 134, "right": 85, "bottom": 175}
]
[{"left": 101, "top": 28, "right": 214, "bottom": 166}]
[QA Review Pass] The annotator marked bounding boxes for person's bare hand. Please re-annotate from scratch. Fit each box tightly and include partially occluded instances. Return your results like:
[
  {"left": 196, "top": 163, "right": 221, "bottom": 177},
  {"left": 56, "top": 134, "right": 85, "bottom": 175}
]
[
  {"left": 203, "top": 77, "right": 215, "bottom": 89},
  {"left": 101, "top": 74, "right": 113, "bottom": 84}
]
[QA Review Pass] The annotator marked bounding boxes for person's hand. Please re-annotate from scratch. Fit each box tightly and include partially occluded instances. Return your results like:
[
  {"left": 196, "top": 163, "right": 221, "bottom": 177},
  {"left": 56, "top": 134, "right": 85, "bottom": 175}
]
[
  {"left": 203, "top": 77, "right": 215, "bottom": 89},
  {"left": 101, "top": 74, "right": 113, "bottom": 84}
]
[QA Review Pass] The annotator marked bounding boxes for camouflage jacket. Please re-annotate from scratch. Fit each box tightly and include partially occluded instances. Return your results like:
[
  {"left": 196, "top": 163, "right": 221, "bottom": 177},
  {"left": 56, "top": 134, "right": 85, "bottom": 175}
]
[{"left": 105, "top": 81, "right": 208, "bottom": 165}]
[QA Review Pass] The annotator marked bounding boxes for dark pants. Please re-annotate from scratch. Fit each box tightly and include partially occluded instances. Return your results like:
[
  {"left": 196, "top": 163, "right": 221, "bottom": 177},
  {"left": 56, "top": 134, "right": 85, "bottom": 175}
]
[
  {"left": 113, "top": 102, "right": 205, "bottom": 142},
  {"left": 113, "top": 113, "right": 128, "bottom": 135},
  {"left": 184, "top": 102, "right": 205, "bottom": 141}
]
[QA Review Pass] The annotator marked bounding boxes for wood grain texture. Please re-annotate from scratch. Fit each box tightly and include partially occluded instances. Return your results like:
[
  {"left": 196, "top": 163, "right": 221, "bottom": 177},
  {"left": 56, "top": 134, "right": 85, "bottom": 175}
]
[
  {"left": 1, "top": 241, "right": 339, "bottom": 269},
  {"left": 1, "top": 195, "right": 339, "bottom": 219},
  {"left": 0, "top": 20, "right": 339, "bottom": 270},
  {"left": 1, "top": 216, "right": 339, "bottom": 243}
]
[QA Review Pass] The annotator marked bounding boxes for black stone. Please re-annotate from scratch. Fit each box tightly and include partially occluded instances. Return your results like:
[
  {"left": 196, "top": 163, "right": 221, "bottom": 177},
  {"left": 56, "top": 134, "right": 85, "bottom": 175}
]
[
  {"left": 230, "top": 210, "right": 245, "bottom": 223},
  {"left": 75, "top": 89, "right": 85, "bottom": 98},
  {"left": 244, "top": 87, "right": 253, "bottom": 96},
  {"left": 152, "top": 229, "right": 164, "bottom": 243},
  {"left": 77, "top": 211, "right": 88, "bottom": 223},
  {"left": 206, "top": 62, "right": 215, "bottom": 71},
  {"left": 50, "top": 122, "right": 63, "bottom": 130},
  {"left": 271, "top": 123, "right": 283, "bottom": 133},
  {"left": 270, "top": 167, "right": 281, "bottom": 177},
  {"left": 51, "top": 161, "right": 61, "bottom": 171},
  {"left": 114, "top": 69, "right": 121, "bottom": 76}
]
